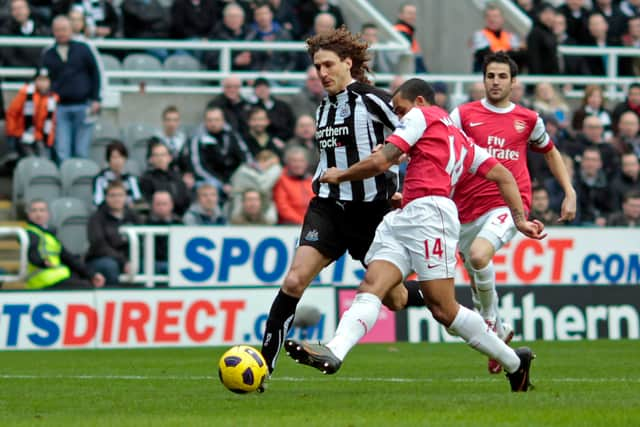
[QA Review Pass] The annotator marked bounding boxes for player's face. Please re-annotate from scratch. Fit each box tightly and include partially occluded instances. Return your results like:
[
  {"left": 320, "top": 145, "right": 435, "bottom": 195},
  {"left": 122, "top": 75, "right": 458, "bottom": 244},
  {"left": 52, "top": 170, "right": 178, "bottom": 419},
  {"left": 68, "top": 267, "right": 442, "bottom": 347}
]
[
  {"left": 314, "top": 49, "right": 353, "bottom": 96},
  {"left": 391, "top": 94, "right": 414, "bottom": 119},
  {"left": 484, "top": 62, "right": 513, "bottom": 105}
]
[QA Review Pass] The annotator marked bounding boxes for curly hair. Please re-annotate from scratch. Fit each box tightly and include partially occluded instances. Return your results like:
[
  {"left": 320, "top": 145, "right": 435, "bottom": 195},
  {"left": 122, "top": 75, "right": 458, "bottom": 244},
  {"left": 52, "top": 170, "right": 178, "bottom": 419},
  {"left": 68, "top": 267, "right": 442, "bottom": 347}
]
[{"left": 306, "top": 26, "right": 371, "bottom": 84}]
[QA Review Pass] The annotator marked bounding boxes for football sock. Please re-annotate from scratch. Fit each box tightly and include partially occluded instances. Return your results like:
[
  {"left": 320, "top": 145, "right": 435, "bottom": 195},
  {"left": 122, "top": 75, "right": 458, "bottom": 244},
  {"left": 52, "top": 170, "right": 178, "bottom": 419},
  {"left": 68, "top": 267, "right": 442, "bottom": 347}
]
[
  {"left": 472, "top": 262, "right": 497, "bottom": 320},
  {"left": 261, "top": 289, "right": 299, "bottom": 374},
  {"left": 403, "top": 280, "right": 425, "bottom": 307},
  {"left": 327, "top": 292, "right": 381, "bottom": 361},
  {"left": 448, "top": 305, "right": 520, "bottom": 373}
]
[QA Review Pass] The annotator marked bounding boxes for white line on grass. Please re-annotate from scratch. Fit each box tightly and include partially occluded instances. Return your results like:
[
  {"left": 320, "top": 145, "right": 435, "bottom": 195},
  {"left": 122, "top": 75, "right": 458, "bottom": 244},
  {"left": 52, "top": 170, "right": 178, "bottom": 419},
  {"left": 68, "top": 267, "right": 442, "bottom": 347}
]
[{"left": 0, "top": 374, "right": 638, "bottom": 383}]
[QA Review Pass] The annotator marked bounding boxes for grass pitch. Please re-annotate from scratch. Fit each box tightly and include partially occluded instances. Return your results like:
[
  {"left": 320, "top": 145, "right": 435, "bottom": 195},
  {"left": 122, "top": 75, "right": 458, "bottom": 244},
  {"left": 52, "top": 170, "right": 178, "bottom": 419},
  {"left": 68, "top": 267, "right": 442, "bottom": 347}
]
[{"left": 1, "top": 340, "right": 638, "bottom": 426}]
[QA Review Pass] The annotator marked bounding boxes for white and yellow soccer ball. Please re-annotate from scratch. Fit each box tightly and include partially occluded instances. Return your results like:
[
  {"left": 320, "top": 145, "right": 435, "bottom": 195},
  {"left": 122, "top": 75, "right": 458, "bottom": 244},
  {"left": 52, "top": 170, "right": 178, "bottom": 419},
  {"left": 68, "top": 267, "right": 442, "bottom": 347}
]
[{"left": 218, "top": 345, "right": 268, "bottom": 394}]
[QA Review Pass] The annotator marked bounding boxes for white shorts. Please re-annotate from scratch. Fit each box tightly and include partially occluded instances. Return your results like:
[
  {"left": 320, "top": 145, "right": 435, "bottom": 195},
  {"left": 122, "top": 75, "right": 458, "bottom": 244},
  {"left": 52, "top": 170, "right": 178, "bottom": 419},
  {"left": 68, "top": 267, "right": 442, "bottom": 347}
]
[
  {"left": 365, "top": 196, "right": 459, "bottom": 281},
  {"left": 458, "top": 206, "right": 517, "bottom": 260}
]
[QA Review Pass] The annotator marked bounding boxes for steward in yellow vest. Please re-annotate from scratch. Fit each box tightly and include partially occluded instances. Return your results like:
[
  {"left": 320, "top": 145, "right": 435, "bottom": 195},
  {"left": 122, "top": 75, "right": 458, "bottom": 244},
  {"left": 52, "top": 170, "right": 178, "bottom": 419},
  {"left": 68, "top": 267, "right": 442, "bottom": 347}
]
[{"left": 25, "top": 199, "right": 105, "bottom": 290}]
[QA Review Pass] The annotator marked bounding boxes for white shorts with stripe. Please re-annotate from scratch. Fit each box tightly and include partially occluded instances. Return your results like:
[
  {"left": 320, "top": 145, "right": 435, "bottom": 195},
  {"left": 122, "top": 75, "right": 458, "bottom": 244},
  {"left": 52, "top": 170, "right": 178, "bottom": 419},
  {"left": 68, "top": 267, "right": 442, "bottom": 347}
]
[
  {"left": 365, "top": 196, "right": 459, "bottom": 281},
  {"left": 458, "top": 206, "right": 517, "bottom": 260}
]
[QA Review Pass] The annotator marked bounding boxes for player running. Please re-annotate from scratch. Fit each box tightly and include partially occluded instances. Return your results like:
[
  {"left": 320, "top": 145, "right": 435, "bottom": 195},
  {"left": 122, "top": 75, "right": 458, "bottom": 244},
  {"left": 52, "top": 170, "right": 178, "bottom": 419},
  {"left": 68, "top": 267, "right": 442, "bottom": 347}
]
[
  {"left": 449, "top": 52, "right": 576, "bottom": 373},
  {"left": 286, "top": 78, "right": 545, "bottom": 392},
  {"left": 259, "top": 27, "right": 403, "bottom": 386}
]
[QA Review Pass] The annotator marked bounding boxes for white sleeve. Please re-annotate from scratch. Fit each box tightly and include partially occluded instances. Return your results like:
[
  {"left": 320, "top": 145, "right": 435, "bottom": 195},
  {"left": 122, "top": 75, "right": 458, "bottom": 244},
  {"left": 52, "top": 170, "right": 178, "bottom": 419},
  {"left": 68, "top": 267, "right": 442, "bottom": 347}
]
[
  {"left": 449, "top": 107, "right": 462, "bottom": 128},
  {"left": 472, "top": 31, "right": 489, "bottom": 51},
  {"left": 468, "top": 144, "right": 493, "bottom": 175},
  {"left": 528, "top": 115, "right": 552, "bottom": 150},
  {"left": 389, "top": 107, "right": 427, "bottom": 148}
]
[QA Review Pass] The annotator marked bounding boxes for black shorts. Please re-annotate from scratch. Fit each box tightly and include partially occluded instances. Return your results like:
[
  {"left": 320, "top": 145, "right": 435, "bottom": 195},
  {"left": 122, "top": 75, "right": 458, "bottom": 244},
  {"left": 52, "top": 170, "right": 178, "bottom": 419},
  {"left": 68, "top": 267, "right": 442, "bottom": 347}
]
[{"left": 299, "top": 196, "right": 392, "bottom": 264}]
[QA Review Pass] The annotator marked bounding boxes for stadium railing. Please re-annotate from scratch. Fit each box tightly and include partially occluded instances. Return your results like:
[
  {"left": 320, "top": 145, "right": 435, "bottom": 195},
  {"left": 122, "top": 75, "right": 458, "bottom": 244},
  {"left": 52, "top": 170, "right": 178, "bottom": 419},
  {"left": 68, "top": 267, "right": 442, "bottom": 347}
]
[
  {"left": 0, "top": 226, "right": 30, "bottom": 284},
  {"left": 0, "top": 37, "right": 638, "bottom": 101}
]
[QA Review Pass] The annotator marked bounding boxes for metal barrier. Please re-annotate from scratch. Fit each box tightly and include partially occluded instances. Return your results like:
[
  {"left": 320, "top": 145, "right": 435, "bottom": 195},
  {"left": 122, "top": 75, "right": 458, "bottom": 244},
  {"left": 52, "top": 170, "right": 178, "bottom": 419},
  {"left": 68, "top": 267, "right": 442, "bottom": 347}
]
[
  {"left": 0, "top": 227, "right": 30, "bottom": 283},
  {"left": 120, "top": 225, "right": 170, "bottom": 288}
]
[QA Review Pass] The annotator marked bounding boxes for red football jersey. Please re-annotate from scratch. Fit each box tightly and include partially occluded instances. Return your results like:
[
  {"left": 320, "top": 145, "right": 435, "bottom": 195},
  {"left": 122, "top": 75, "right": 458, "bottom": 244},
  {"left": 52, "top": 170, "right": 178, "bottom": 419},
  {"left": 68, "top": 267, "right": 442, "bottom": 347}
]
[
  {"left": 450, "top": 99, "right": 554, "bottom": 223},
  {"left": 386, "top": 105, "right": 497, "bottom": 207}
]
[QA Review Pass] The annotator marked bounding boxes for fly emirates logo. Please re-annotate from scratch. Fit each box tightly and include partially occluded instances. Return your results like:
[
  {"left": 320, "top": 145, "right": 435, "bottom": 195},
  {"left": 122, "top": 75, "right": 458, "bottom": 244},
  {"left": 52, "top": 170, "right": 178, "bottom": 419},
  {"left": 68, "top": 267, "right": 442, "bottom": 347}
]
[
  {"left": 486, "top": 135, "right": 519, "bottom": 160},
  {"left": 316, "top": 126, "right": 350, "bottom": 150}
]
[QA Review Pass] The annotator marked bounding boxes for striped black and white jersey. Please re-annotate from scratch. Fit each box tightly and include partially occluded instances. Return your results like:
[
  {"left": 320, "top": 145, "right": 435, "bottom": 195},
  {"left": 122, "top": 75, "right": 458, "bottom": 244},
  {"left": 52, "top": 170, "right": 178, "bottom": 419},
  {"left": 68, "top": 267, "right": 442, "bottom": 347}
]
[{"left": 312, "top": 81, "right": 400, "bottom": 201}]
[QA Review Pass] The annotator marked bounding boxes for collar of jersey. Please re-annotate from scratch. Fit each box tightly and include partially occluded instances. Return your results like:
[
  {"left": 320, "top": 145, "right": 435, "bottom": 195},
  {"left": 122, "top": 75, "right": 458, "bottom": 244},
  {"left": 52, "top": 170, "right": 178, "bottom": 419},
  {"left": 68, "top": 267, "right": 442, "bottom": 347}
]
[
  {"left": 481, "top": 98, "right": 515, "bottom": 114},
  {"left": 328, "top": 80, "right": 357, "bottom": 102}
]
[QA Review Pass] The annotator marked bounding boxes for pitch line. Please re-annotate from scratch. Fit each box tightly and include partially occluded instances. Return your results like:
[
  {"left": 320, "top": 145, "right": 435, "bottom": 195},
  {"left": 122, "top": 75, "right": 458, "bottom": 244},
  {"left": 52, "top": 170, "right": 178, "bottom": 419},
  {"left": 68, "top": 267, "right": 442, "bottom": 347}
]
[{"left": 0, "top": 374, "right": 638, "bottom": 383}]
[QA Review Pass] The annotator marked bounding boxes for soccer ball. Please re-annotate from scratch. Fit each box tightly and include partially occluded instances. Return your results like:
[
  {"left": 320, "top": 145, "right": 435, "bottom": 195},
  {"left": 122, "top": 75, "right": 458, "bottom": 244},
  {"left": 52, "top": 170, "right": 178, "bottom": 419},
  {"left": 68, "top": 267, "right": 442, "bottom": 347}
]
[{"left": 218, "top": 345, "right": 268, "bottom": 394}]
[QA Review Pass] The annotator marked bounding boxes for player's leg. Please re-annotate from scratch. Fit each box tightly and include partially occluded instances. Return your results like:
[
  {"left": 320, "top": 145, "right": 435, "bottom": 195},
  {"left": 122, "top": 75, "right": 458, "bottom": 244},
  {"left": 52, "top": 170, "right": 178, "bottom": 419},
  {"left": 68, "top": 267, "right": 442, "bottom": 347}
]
[
  {"left": 419, "top": 278, "right": 534, "bottom": 391},
  {"left": 467, "top": 237, "right": 497, "bottom": 321},
  {"left": 261, "top": 246, "right": 330, "bottom": 374}
]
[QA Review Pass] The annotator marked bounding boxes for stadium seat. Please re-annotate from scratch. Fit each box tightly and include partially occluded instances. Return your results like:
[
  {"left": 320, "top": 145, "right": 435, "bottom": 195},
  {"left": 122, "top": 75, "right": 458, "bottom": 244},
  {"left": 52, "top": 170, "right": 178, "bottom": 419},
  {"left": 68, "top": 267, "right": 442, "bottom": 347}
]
[
  {"left": 22, "top": 158, "right": 62, "bottom": 206},
  {"left": 60, "top": 158, "right": 101, "bottom": 207},
  {"left": 124, "top": 123, "right": 156, "bottom": 147},
  {"left": 12, "top": 157, "right": 60, "bottom": 217},
  {"left": 93, "top": 121, "right": 122, "bottom": 140},
  {"left": 49, "top": 197, "right": 90, "bottom": 256},
  {"left": 129, "top": 138, "right": 150, "bottom": 168},
  {"left": 163, "top": 54, "right": 201, "bottom": 86},
  {"left": 122, "top": 53, "right": 163, "bottom": 85},
  {"left": 124, "top": 158, "right": 143, "bottom": 176}
]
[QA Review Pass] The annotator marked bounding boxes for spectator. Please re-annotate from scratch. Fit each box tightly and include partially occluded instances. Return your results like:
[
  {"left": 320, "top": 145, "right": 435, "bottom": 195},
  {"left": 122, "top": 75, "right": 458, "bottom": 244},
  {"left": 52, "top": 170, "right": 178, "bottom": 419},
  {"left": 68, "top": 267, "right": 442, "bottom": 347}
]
[
  {"left": 575, "top": 147, "right": 617, "bottom": 225},
  {"left": 287, "top": 114, "right": 318, "bottom": 173},
  {"left": 528, "top": 114, "right": 572, "bottom": 183},
  {"left": 467, "top": 81, "right": 485, "bottom": 103},
  {"left": 612, "top": 111, "right": 640, "bottom": 156},
  {"left": 146, "top": 190, "right": 182, "bottom": 274},
  {"left": 0, "top": 0, "right": 49, "bottom": 68},
  {"left": 432, "top": 81, "right": 449, "bottom": 110},
  {"left": 612, "top": 83, "right": 640, "bottom": 133},
  {"left": 243, "top": 106, "right": 286, "bottom": 159},
  {"left": 594, "top": 0, "right": 628, "bottom": 40},
  {"left": 611, "top": 152, "right": 640, "bottom": 200},
  {"left": 621, "top": 16, "right": 640, "bottom": 75},
  {"left": 170, "top": 0, "right": 220, "bottom": 40},
  {"left": 228, "top": 149, "right": 281, "bottom": 224},
  {"left": 205, "top": 2, "right": 254, "bottom": 70},
  {"left": 471, "top": 3, "right": 523, "bottom": 72},
  {"left": 545, "top": 152, "right": 579, "bottom": 219},
  {"left": 393, "top": 3, "right": 427, "bottom": 73},
  {"left": 93, "top": 140, "right": 143, "bottom": 206},
  {"left": 557, "top": 0, "right": 590, "bottom": 44},
  {"left": 389, "top": 74, "right": 406, "bottom": 94},
  {"left": 86, "top": 180, "right": 140, "bottom": 287},
  {"left": 509, "top": 79, "right": 530, "bottom": 107},
  {"left": 230, "top": 188, "right": 270, "bottom": 225},
  {"left": 553, "top": 11, "right": 589, "bottom": 75},
  {"left": 529, "top": 185, "right": 560, "bottom": 225},
  {"left": 527, "top": 3, "right": 559, "bottom": 75},
  {"left": 288, "top": 65, "right": 325, "bottom": 120},
  {"left": 140, "top": 140, "right": 191, "bottom": 216},
  {"left": 268, "top": 0, "right": 299, "bottom": 39},
  {"left": 183, "top": 182, "right": 226, "bottom": 225},
  {"left": 514, "top": 0, "right": 536, "bottom": 20},
  {"left": 273, "top": 145, "right": 313, "bottom": 224},
  {"left": 249, "top": 1, "right": 296, "bottom": 72},
  {"left": 572, "top": 115, "right": 621, "bottom": 179},
  {"left": 298, "top": 0, "right": 344, "bottom": 37},
  {"left": 121, "top": 0, "right": 169, "bottom": 40},
  {"left": 207, "top": 75, "right": 252, "bottom": 134},
  {"left": 531, "top": 82, "right": 571, "bottom": 129},
  {"left": 76, "top": 0, "right": 119, "bottom": 39},
  {"left": 584, "top": 12, "right": 621, "bottom": 76},
  {"left": 5, "top": 67, "right": 58, "bottom": 158},
  {"left": 41, "top": 15, "right": 101, "bottom": 163},
  {"left": 69, "top": 6, "right": 88, "bottom": 37},
  {"left": 360, "top": 22, "right": 399, "bottom": 74},
  {"left": 571, "top": 85, "right": 613, "bottom": 140},
  {"left": 187, "top": 106, "right": 250, "bottom": 198},
  {"left": 607, "top": 190, "right": 640, "bottom": 226},
  {"left": 153, "top": 105, "right": 188, "bottom": 166},
  {"left": 24, "top": 198, "right": 105, "bottom": 290},
  {"left": 251, "top": 77, "right": 295, "bottom": 141}
]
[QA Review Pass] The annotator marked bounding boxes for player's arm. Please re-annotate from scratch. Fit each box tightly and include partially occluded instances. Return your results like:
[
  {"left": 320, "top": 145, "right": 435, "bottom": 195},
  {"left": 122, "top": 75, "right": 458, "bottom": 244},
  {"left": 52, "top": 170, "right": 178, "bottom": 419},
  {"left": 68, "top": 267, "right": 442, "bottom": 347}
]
[
  {"left": 543, "top": 146, "right": 577, "bottom": 222},
  {"left": 320, "top": 143, "right": 403, "bottom": 184},
  {"left": 484, "top": 163, "right": 546, "bottom": 240}
]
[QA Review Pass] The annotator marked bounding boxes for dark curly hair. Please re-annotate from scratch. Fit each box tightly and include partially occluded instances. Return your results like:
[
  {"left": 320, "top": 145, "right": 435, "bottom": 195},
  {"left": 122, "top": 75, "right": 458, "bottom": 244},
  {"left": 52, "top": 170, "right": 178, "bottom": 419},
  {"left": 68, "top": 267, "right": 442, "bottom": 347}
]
[{"left": 306, "top": 26, "right": 371, "bottom": 84}]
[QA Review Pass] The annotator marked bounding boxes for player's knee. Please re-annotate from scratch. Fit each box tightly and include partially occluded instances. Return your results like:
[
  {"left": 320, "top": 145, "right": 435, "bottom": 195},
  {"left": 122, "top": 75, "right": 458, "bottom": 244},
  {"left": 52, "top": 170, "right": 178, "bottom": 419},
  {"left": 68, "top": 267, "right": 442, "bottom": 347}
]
[
  {"left": 282, "top": 270, "right": 309, "bottom": 298},
  {"left": 468, "top": 250, "right": 491, "bottom": 270},
  {"left": 382, "top": 286, "right": 407, "bottom": 312},
  {"left": 426, "top": 302, "right": 455, "bottom": 326}
]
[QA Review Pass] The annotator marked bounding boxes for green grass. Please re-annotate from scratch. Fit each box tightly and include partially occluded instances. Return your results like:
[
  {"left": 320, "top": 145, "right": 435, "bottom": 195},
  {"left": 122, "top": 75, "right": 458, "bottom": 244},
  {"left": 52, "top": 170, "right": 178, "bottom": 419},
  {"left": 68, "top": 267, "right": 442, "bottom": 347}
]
[{"left": 1, "top": 341, "right": 639, "bottom": 426}]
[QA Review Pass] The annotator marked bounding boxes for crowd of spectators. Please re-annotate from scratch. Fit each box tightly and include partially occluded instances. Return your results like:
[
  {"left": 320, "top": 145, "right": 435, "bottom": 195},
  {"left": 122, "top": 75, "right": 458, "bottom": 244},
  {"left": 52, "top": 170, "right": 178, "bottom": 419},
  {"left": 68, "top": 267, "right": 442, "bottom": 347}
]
[{"left": 2, "top": 1, "right": 640, "bottom": 289}]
